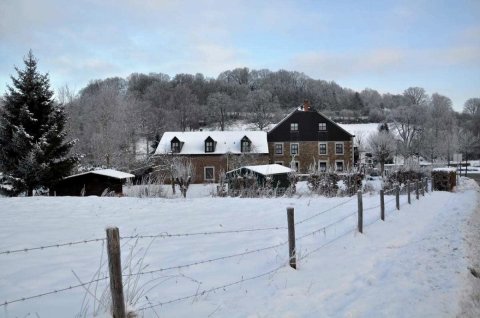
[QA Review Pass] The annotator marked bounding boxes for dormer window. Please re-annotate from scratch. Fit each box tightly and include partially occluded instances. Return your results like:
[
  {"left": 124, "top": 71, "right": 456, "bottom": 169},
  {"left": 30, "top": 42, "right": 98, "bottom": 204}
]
[
  {"left": 241, "top": 136, "right": 251, "bottom": 153},
  {"left": 290, "top": 123, "right": 298, "bottom": 131},
  {"left": 205, "top": 136, "right": 215, "bottom": 153},
  {"left": 170, "top": 137, "right": 182, "bottom": 153},
  {"left": 318, "top": 123, "right": 326, "bottom": 131}
]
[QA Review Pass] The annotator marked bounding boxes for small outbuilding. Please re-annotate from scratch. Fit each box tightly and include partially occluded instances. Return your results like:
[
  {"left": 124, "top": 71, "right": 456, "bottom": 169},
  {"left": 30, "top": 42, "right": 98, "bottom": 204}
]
[
  {"left": 50, "top": 169, "right": 134, "bottom": 196},
  {"left": 225, "top": 164, "right": 295, "bottom": 195}
]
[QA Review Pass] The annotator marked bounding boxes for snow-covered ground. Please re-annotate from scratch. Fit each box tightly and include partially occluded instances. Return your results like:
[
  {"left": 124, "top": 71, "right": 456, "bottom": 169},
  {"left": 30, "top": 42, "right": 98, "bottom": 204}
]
[
  {"left": 339, "top": 123, "right": 379, "bottom": 139},
  {"left": 1, "top": 179, "right": 479, "bottom": 317}
]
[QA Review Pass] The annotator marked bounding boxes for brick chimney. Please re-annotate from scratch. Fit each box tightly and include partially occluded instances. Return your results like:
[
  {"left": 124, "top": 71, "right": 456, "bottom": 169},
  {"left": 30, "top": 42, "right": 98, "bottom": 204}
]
[{"left": 303, "top": 99, "right": 311, "bottom": 111}]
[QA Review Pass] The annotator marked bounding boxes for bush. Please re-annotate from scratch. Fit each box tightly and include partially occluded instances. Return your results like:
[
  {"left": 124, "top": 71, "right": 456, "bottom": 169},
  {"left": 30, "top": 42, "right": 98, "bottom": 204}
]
[{"left": 307, "top": 171, "right": 363, "bottom": 197}]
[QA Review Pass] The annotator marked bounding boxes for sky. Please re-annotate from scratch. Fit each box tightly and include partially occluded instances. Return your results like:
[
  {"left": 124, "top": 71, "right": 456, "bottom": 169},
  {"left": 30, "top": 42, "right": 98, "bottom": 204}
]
[{"left": 0, "top": 0, "right": 479, "bottom": 111}]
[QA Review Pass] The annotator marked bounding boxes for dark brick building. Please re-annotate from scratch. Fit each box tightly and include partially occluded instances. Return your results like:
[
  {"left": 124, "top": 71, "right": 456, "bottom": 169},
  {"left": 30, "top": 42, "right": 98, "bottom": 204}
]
[{"left": 267, "top": 101, "right": 354, "bottom": 173}]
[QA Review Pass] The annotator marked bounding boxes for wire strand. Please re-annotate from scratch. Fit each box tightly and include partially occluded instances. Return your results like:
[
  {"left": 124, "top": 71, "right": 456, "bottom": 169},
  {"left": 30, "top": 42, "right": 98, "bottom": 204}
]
[{"left": 0, "top": 238, "right": 105, "bottom": 255}]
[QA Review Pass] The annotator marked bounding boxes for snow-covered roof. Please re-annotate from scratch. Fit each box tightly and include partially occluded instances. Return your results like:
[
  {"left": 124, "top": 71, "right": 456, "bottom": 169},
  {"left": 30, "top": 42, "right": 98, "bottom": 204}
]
[
  {"left": 227, "top": 164, "right": 294, "bottom": 176},
  {"left": 155, "top": 131, "right": 269, "bottom": 155},
  {"left": 268, "top": 107, "right": 354, "bottom": 137},
  {"left": 432, "top": 168, "right": 457, "bottom": 172},
  {"left": 65, "top": 169, "right": 135, "bottom": 180}
]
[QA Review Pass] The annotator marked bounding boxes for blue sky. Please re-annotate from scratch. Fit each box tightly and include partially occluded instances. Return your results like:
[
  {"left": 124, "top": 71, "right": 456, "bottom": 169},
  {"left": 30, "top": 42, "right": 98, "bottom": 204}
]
[{"left": 0, "top": 0, "right": 479, "bottom": 111}]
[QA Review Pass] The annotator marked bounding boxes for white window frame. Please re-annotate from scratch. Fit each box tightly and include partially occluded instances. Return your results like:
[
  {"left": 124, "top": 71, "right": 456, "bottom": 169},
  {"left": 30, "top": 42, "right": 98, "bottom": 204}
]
[
  {"left": 290, "top": 143, "right": 299, "bottom": 155},
  {"left": 205, "top": 141, "right": 214, "bottom": 153},
  {"left": 274, "top": 143, "right": 284, "bottom": 155},
  {"left": 318, "top": 160, "right": 328, "bottom": 172},
  {"left": 204, "top": 166, "right": 215, "bottom": 181},
  {"left": 290, "top": 122, "right": 298, "bottom": 131},
  {"left": 319, "top": 142, "right": 328, "bottom": 155},
  {"left": 274, "top": 161, "right": 284, "bottom": 166},
  {"left": 241, "top": 140, "right": 251, "bottom": 153},
  {"left": 335, "top": 142, "right": 344, "bottom": 155},
  {"left": 318, "top": 122, "right": 327, "bottom": 131},
  {"left": 335, "top": 160, "right": 344, "bottom": 172}
]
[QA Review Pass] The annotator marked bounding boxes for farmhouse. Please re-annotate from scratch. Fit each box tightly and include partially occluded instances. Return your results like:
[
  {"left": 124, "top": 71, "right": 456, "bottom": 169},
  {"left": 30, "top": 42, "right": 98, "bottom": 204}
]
[
  {"left": 267, "top": 100, "right": 355, "bottom": 173},
  {"left": 153, "top": 131, "right": 270, "bottom": 183},
  {"left": 50, "top": 169, "right": 134, "bottom": 196}
]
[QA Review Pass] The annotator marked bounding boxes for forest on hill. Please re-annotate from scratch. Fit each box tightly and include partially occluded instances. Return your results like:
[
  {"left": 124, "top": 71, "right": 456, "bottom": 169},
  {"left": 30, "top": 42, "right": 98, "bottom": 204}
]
[{"left": 16, "top": 67, "right": 480, "bottom": 169}]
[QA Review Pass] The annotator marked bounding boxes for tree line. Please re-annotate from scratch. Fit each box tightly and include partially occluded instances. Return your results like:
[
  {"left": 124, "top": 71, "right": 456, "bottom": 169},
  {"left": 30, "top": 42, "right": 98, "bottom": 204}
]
[{"left": 61, "top": 68, "right": 480, "bottom": 169}]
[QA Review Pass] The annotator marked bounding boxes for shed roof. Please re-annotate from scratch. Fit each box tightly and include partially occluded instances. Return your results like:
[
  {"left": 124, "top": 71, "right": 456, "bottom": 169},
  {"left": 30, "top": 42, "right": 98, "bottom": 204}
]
[
  {"left": 64, "top": 169, "right": 135, "bottom": 180},
  {"left": 155, "top": 131, "right": 268, "bottom": 155},
  {"left": 227, "top": 164, "right": 294, "bottom": 176}
]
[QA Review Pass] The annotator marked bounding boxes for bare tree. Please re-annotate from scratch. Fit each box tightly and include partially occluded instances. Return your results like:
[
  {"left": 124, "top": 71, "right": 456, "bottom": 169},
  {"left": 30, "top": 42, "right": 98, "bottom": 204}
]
[
  {"left": 368, "top": 131, "right": 396, "bottom": 177},
  {"left": 463, "top": 98, "right": 480, "bottom": 116},
  {"left": 457, "top": 128, "right": 480, "bottom": 175},
  {"left": 207, "top": 92, "right": 232, "bottom": 131},
  {"left": 66, "top": 78, "right": 140, "bottom": 168},
  {"left": 247, "top": 89, "right": 281, "bottom": 130},
  {"left": 156, "top": 154, "right": 194, "bottom": 196},
  {"left": 389, "top": 105, "right": 427, "bottom": 159},
  {"left": 403, "top": 87, "right": 429, "bottom": 106}
]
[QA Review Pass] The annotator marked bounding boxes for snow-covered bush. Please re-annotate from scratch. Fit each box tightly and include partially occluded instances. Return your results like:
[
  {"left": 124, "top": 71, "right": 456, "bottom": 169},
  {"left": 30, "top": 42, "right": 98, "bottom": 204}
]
[
  {"left": 384, "top": 167, "right": 427, "bottom": 192},
  {"left": 123, "top": 174, "right": 166, "bottom": 198},
  {"left": 307, "top": 162, "right": 363, "bottom": 197}
]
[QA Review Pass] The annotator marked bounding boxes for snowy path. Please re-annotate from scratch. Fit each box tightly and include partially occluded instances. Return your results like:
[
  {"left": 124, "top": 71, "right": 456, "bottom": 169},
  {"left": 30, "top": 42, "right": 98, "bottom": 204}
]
[{"left": 0, "top": 179, "right": 479, "bottom": 317}]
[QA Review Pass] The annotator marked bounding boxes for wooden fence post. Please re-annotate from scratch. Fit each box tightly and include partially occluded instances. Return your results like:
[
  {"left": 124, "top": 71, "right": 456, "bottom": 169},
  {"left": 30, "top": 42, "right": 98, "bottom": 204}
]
[
  {"left": 287, "top": 207, "right": 296, "bottom": 269},
  {"left": 407, "top": 181, "right": 411, "bottom": 204},
  {"left": 425, "top": 178, "right": 429, "bottom": 193},
  {"left": 416, "top": 180, "right": 419, "bottom": 200},
  {"left": 106, "top": 227, "right": 126, "bottom": 318},
  {"left": 357, "top": 190, "right": 363, "bottom": 233},
  {"left": 395, "top": 184, "right": 400, "bottom": 210},
  {"left": 380, "top": 189, "right": 385, "bottom": 221}
]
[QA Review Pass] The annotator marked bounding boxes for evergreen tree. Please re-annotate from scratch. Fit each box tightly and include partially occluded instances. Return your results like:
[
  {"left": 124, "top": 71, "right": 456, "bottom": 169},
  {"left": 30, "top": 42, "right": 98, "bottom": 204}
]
[{"left": 0, "top": 51, "right": 78, "bottom": 196}]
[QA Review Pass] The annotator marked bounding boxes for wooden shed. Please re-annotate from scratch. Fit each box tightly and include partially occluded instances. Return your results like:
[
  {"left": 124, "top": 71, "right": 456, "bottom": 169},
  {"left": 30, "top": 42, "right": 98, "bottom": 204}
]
[
  {"left": 225, "top": 164, "right": 295, "bottom": 194},
  {"left": 50, "top": 169, "right": 134, "bottom": 196}
]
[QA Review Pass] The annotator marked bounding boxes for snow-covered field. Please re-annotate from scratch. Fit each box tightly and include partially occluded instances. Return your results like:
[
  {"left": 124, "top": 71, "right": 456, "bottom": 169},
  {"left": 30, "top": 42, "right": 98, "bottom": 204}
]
[{"left": 1, "top": 179, "right": 479, "bottom": 318}]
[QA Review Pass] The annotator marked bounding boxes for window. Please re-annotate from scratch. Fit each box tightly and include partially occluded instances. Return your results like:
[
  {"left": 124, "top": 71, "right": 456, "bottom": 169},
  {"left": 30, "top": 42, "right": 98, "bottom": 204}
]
[
  {"left": 335, "top": 161, "right": 344, "bottom": 172},
  {"left": 290, "top": 143, "right": 299, "bottom": 155},
  {"left": 171, "top": 137, "right": 181, "bottom": 153},
  {"left": 204, "top": 166, "right": 215, "bottom": 181},
  {"left": 241, "top": 136, "right": 251, "bottom": 153},
  {"left": 171, "top": 141, "right": 180, "bottom": 153},
  {"left": 205, "top": 141, "right": 214, "bottom": 152},
  {"left": 290, "top": 123, "right": 298, "bottom": 131},
  {"left": 205, "top": 136, "right": 215, "bottom": 153},
  {"left": 274, "top": 161, "right": 284, "bottom": 166},
  {"left": 335, "top": 142, "right": 344, "bottom": 155},
  {"left": 319, "top": 142, "right": 327, "bottom": 155},
  {"left": 318, "top": 123, "right": 326, "bottom": 131},
  {"left": 319, "top": 161, "right": 328, "bottom": 172},
  {"left": 274, "top": 143, "right": 283, "bottom": 155}
]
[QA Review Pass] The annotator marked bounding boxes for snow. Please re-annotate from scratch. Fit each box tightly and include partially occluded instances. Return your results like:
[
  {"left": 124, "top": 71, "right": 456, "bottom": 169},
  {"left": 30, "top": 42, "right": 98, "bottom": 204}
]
[
  {"left": 0, "top": 179, "right": 479, "bottom": 317},
  {"left": 155, "top": 131, "right": 268, "bottom": 155},
  {"left": 339, "top": 123, "right": 380, "bottom": 139},
  {"left": 65, "top": 169, "right": 135, "bottom": 180},
  {"left": 433, "top": 167, "right": 457, "bottom": 172},
  {"left": 228, "top": 164, "right": 294, "bottom": 176}
]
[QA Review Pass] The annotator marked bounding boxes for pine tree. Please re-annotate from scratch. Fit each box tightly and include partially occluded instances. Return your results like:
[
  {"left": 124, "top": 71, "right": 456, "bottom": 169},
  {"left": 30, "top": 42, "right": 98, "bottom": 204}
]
[{"left": 0, "top": 51, "right": 78, "bottom": 196}]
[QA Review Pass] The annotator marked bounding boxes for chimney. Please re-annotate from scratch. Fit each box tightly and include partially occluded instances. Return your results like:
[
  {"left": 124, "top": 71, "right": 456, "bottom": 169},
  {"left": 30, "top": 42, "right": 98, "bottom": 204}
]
[{"left": 303, "top": 99, "right": 311, "bottom": 112}]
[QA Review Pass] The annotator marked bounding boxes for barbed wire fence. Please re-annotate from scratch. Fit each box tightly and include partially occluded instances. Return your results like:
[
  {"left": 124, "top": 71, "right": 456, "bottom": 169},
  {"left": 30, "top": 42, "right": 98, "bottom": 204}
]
[{"left": 0, "top": 177, "right": 433, "bottom": 317}]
